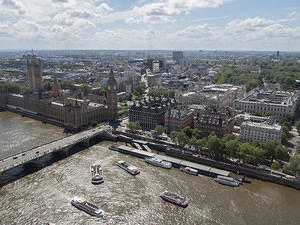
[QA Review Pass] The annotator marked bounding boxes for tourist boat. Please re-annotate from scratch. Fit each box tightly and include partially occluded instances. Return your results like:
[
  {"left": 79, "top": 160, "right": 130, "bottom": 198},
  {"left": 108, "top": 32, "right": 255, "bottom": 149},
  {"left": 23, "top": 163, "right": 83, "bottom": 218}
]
[
  {"left": 91, "top": 165, "right": 104, "bottom": 184},
  {"left": 145, "top": 157, "right": 172, "bottom": 169},
  {"left": 160, "top": 191, "right": 188, "bottom": 208},
  {"left": 71, "top": 197, "right": 103, "bottom": 217},
  {"left": 214, "top": 175, "right": 240, "bottom": 187},
  {"left": 180, "top": 166, "right": 198, "bottom": 176},
  {"left": 116, "top": 160, "right": 140, "bottom": 175}
]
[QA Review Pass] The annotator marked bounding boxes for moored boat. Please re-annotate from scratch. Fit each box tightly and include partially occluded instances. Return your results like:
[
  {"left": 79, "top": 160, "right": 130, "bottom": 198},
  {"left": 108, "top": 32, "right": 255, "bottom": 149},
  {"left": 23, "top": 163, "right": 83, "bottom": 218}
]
[
  {"left": 109, "top": 145, "right": 118, "bottom": 151},
  {"left": 145, "top": 157, "right": 172, "bottom": 169},
  {"left": 160, "top": 191, "right": 188, "bottom": 208},
  {"left": 117, "top": 160, "right": 140, "bottom": 175},
  {"left": 71, "top": 197, "right": 103, "bottom": 217},
  {"left": 180, "top": 166, "right": 198, "bottom": 176},
  {"left": 240, "top": 176, "right": 251, "bottom": 184},
  {"left": 214, "top": 175, "right": 240, "bottom": 187},
  {"left": 91, "top": 165, "right": 104, "bottom": 184}
]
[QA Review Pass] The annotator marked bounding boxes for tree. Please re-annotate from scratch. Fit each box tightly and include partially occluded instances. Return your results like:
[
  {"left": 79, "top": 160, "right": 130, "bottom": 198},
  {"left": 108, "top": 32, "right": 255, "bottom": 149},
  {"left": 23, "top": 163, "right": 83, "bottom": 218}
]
[
  {"left": 283, "top": 155, "right": 300, "bottom": 176},
  {"left": 170, "top": 131, "right": 179, "bottom": 144},
  {"left": 263, "top": 141, "right": 278, "bottom": 161},
  {"left": 0, "top": 83, "right": 26, "bottom": 93},
  {"left": 192, "top": 129, "right": 202, "bottom": 139},
  {"left": 183, "top": 126, "right": 193, "bottom": 139},
  {"left": 254, "top": 112, "right": 262, "bottom": 117},
  {"left": 207, "top": 134, "right": 223, "bottom": 159},
  {"left": 61, "top": 80, "right": 74, "bottom": 90},
  {"left": 127, "top": 122, "right": 141, "bottom": 131},
  {"left": 177, "top": 131, "right": 188, "bottom": 147},
  {"left": 296, "top": 120, "right": 300, "bottom": 131},
  {"left": 224, "top": 139, "right": 240, "bottom": 159},
  {"left": 133, "top": 82, "right": 146, "bottom": 98},
  {"left": 196, "top": 138, "right": 207, "bottom": 152},
  {"left": 153, "top": 125, "right": 164, "bottom": 136},
  {"left": 271, "top": 161, "right": 280, "bottom": 170},
  {"left": 188, "top": 137, "right": 198, "bottom": 149}
]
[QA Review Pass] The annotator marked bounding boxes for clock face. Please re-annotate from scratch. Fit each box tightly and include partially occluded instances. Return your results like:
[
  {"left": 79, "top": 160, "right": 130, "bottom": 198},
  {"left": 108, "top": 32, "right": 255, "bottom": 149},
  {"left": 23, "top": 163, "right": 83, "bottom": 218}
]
[
  {"left": 114, "top": 85, "right": 117, "bottom": 90},
  {"left": 108, "top": 86, "right": 111, "bottom": 90}
]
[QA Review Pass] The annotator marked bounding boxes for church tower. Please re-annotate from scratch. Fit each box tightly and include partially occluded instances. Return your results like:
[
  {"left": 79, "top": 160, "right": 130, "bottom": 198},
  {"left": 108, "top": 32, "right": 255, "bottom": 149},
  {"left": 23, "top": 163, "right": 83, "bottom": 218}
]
[
  {"left": 27, "top": 51, "right": 43, "bottom": 92},
  {"left": 106, "top": 68, "right": 118, "bottom": 120}
]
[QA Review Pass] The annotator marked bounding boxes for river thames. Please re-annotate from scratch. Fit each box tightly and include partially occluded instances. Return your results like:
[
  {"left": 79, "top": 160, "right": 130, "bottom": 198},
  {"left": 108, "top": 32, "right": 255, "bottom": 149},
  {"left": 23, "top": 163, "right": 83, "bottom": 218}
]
[{"left": 0, "top": 111, "right": 299, "bottom": 225}]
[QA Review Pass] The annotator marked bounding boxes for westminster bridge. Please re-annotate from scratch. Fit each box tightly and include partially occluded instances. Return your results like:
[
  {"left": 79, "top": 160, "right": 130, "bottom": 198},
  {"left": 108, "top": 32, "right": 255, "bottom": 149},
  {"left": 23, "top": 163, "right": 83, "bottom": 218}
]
[{"left": 0, "top": 125, "right": 115, "bottom": 178}]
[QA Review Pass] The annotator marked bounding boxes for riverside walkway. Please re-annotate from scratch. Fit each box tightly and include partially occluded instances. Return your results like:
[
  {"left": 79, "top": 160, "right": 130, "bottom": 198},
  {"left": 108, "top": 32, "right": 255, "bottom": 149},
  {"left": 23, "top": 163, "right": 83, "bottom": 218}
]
[{"left": 0, "top": 126, "right": 112, "bottom": 173}]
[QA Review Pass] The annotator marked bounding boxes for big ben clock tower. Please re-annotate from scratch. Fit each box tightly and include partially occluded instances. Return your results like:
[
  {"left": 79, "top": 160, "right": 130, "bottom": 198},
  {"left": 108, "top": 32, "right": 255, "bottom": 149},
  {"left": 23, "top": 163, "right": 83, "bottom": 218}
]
[{"left": 106, "top": 68, "right": 118, "bottom": 120}]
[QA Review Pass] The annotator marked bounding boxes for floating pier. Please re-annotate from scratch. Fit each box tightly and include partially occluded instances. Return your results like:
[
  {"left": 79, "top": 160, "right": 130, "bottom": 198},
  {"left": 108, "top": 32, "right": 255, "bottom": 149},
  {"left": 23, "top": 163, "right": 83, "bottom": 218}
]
[{"left": 112, "top": 145, "right": 230, "bottom": 177}]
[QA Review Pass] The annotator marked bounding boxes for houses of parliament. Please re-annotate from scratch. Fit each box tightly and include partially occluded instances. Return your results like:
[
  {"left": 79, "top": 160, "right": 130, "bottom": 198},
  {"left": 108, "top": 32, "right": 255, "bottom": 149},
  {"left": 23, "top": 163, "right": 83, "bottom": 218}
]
[{"left": 0, "top": 54, "right": 118, "bottom": 131}]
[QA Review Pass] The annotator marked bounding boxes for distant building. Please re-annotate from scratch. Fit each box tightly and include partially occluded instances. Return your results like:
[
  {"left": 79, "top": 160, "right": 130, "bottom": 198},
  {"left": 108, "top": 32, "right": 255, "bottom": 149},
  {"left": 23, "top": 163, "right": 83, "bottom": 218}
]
[
  {"left": 129, "top": 97, "right": 178, "bottom": 131},
  {"left": 172, "top": 51, "right": 183, "bottom": 64},
  {"left": 194, "top": 106, "right": 235, "bottom": 137},
  {"left": 147, "top": 74, "right": 161, "bottom": 87},
  {"left": 233, "top": 88, "right": 299, "bottom": 121},
  {"left": 178, "top": 84, "right": 245, "bottom": 109},
  {"left": 165, "top": 105, "right": 194, "bottom": 134},
  {"left": 152, "top": 60, "right": 160, "bottom": 73}
]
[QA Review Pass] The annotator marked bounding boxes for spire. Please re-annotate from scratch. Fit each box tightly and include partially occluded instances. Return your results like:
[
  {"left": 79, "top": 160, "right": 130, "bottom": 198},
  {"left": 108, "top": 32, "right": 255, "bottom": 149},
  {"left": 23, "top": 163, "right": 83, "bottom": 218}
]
[{"left": 109, "top": 68, "right": 114, "bottom": 78}]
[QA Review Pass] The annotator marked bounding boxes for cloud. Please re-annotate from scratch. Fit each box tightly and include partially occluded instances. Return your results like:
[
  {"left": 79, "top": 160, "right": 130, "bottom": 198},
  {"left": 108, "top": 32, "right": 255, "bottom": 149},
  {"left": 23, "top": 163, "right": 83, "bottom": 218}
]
[
  {"left": 126, "top": 0, "right": 229, "bottom": 23},
  {"left": 174, "top": 16, "right": 300, "bottom": 50},
  {"left": 0, "top": 0, "right": 26, "bottom": 16},
  {"left": 277, "top": 11, "right": 300, "bottom": 23},
  {"left": 52, "top": 0, "right": 69, "bottom": 3}
]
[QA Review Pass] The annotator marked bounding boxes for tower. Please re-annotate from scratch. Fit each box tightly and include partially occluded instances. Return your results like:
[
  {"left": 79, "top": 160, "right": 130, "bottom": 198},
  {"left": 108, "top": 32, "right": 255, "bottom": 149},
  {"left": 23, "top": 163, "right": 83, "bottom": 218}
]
[
  {"left": 51, "top": 75, "right": 61, "bottom": 97},
  {"left": 27, "top": 52, "right": 43, "bottom": 92},
  {"left": 106, "top": 69, "right": 118, "bottom": 120}
]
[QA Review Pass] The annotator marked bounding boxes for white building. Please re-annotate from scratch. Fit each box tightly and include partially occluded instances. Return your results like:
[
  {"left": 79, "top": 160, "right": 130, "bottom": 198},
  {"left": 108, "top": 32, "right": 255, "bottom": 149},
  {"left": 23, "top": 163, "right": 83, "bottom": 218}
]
[
  {"left": 152, "top": 60, "right": 160, "bottom": 73},
  {"left": 240, "top": 121, "right": 282, "bottom": 143},
  {"left": 177, "top": 84, "right": 246, "bottom": 109},
  {"left": 233, "top": 89, "right": 299, "bottom": 121}
]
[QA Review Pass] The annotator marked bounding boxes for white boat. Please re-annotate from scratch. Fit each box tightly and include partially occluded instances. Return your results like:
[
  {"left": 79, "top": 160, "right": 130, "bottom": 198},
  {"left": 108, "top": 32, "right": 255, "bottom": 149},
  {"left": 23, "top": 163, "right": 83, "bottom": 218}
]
[
  {"left": 71, "top": 197, "right": 103, "bottom": 217},
  {"left": 180, "top": 166, "right": 198, "bottom": 176},
  {"left": 145, "top": 157, "right": 172, "bottom": 169},
  {"left": 117, "top": 160, "right": 140, "bottom": 175},
  {"left": 160, "top": 191, "right": 188, "bottom": 208},
  {"left": 214, "top": 175, "right": 240, "bottom": 187}
]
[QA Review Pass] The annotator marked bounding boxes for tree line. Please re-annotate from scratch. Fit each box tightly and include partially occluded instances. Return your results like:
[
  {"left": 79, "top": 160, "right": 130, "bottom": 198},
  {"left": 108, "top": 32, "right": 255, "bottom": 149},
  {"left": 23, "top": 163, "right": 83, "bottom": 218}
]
[
  {"left": 212, "top": 56, "right": 300, "bottom": 91},
  {"left": 170, "top": 126, "right": 290, "bottom": 167}
]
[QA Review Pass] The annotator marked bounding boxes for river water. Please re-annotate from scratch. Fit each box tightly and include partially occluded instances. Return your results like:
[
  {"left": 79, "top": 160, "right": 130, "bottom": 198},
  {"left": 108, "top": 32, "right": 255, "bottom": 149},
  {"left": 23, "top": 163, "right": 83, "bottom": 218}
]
[{"left": 0, "top": 111, "right": 299, "bottom": 225}]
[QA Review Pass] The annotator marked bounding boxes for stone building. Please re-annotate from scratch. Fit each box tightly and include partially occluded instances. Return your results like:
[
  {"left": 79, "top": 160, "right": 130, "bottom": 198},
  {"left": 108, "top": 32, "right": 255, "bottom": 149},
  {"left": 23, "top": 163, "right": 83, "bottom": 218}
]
[
  {"left": 194, "top": 106, "right": 235, "bottom": 137},
  {"left": 239, "top": 121, "right": 282, "bottom": 143},
  {"left": 233, "top": 88, "right": 299, "bottom": 121},
  {"left": 164, "top": 105, "right": 194, "bottom": 134},
  {"left": 177, "top": 84, "right": 245, "bottom": 109},
  {"left": 129, "top": 97, "right": 178, "bottom": 131},
  {"left": 0, "top": 55, "right": 118, "bottom": 131}
]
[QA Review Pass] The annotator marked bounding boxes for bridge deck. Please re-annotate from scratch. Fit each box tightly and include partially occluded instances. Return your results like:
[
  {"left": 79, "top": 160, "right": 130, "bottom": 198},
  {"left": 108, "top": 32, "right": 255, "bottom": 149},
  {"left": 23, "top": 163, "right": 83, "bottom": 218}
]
[{"left": 0, "top": 126, "right": 111, "bottom": 173}]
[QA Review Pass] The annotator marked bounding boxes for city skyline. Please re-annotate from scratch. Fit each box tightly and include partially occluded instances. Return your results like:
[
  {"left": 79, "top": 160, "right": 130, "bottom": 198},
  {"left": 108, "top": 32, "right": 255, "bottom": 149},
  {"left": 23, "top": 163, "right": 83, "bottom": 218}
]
[{"left": 0, "top": 0, "right": 300, "bottom": 51}]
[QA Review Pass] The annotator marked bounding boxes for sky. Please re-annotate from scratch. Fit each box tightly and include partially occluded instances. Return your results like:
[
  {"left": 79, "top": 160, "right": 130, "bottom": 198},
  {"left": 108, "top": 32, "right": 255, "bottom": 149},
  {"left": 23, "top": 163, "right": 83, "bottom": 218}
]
[{"left": 0, "top": 0, "right": 300, "bottom": 51}]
